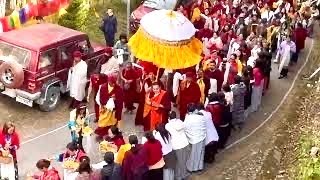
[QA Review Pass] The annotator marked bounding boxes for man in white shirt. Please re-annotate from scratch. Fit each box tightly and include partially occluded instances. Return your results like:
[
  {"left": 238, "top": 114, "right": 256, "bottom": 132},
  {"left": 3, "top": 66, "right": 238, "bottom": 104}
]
[
  {"left": 67, "top": 51, "right": 88, "bottom": 109},
  {"left": 198, "top": 104, "right": 219, "bottom": 164}
]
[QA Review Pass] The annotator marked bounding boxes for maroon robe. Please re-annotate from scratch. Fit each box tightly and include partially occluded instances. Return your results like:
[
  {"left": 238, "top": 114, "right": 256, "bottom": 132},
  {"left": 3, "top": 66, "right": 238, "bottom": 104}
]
[
  {"left": 122, "top": 145, "right": 148, "bottom": 180},
  {"left": 205, "top": 102, "right": 224, "bottom": 126},
  {"left": 227, "top": 61, "right": 238, "bottom": 85},
  {"left": 176, "top": 66, "right": 197, "bottom": 75},
  {"left": 94, "top": 83, "right": 123, "bottom": 137},
  {"left": 90, "top": 74, "right": 108, "bottom": 121},
  {"left": 204, "top": 68, "right": 224, "bottom": 91},
  {"left": 220, "top": 31, "right": 233, "bottom": 44},
  {"left": 193, "top": 18, "right": 206, "bottom": 30},
  {"left": 195, "top": 28, "right": 214, "bottom": 40},
  {"left": 178, "top": 81, "right": 201, "bottom": 120},
  {"left": 137, "top": 61, "right": 165, "bottom": 80},
  {"left": 212, "top": 3, "right": 224, "bottom": 13},
  {"left": 293, "top": 27, "right": 308, "bottom": 51},
  {"left": 122, "top": 68, "right": 141, "bottom": 111}
]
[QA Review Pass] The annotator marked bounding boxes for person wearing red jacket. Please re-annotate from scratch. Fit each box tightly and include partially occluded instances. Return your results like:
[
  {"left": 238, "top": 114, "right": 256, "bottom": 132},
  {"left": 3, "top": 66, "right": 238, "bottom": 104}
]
[
  {"left": 292, "top": 23, "right": 308, "bottom": 63},
  {"left": 143, "top": 131, "right": 164, "bottom": 180},
  {"left": 205, "top": 93, "right": 223, "bottom": 127},
  {"left": 0, "top": 121, "right": 20, "bottom": 179},
  {"left": 206, "top": 93, "right": 231, "bottom": 149},
  {"left": 32, "top": 159, "right": 61, "bottom": 180}
]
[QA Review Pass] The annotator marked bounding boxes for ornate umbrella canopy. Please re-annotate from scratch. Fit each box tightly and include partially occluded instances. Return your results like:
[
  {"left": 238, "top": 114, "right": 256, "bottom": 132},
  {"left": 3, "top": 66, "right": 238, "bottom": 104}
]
[{"left": 128, "top": 9, "right": 202, "bottom": 70}]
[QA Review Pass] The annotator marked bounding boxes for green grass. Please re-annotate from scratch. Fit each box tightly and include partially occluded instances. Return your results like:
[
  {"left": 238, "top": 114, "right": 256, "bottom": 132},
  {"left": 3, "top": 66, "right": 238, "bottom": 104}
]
[
  {"left": 85, "top": 0, "right": 128, "bottom": 45},
  {"left": 48, "top": 0, "right": 143, "bottom": 44}
]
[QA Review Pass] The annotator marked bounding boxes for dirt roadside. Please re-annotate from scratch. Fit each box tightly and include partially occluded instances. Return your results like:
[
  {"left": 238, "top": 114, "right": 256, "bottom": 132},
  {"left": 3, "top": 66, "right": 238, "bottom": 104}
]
[{"left": 192, "top": 33, "right": 320, "bottom": 180}]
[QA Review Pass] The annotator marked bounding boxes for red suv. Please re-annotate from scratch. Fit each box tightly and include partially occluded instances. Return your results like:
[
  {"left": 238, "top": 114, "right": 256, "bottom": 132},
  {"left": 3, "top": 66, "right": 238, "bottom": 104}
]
[{"left": 0, "top": 23, "right": 111, "bottom": 111}]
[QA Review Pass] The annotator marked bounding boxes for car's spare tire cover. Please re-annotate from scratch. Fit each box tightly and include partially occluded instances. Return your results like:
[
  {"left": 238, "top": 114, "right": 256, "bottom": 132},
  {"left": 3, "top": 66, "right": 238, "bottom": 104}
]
[{"left": 0, "top": 59, "right": 24, "bottom": 88}]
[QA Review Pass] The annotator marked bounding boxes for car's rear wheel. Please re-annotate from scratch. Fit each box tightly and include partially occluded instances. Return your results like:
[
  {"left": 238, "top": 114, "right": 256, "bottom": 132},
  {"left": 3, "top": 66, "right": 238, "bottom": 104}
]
[
  {"left": 39, "top": 86, "right": 61, "bottom": 112},
  {"left": 0, "top": 60, "right": 24, "bottom": 89}
]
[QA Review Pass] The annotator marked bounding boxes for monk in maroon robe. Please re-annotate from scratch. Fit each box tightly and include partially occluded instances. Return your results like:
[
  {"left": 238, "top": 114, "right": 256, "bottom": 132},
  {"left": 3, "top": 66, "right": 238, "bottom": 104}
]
[
  {"left": 95, "top": 76, "right": 123, "bottom": 137},
  {"left": 190, "top": 3, "right": 206, "bottom": 29},
  {"left": 177, "top": 72, "right": 201, "bottom": 120},
  {"left": 89, "top": 73, "right": 108, "bottom": 122},
  {"left": 226, "top": 55, "right": 238, "bottom": 85},
  {"left": 195, "top": 23, "right": 214, "bottom": 40},
  {"left": 121, "top": 62, "right": 142, "bottom": 113},
  {"left": 204, "top": 60, "right": 224, "bottom": 91},
  {"left": 212, "top": 1, "right": 224, "bottom": 13},
  {"left": 293, "top": 23, "right": 308, "bottom": 63}
]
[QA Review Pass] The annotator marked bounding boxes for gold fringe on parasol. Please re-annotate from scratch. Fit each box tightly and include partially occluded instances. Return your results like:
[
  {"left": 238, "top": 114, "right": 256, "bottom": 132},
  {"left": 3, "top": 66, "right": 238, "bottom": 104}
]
[{"left": 128, "top": 27, "right": 203, "bottom": 70}]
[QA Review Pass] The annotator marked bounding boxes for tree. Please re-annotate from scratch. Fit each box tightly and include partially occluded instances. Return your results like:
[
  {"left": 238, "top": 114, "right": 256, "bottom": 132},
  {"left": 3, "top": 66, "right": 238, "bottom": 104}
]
[{"left": 58, "top": 0, "right": 90, "bottom": 31}]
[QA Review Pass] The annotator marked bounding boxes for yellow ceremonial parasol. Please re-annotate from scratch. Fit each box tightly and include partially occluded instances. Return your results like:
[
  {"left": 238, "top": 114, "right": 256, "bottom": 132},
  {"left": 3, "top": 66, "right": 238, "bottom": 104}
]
[{"left": 128, "top": 10, "right": 202, "bottom": 70}]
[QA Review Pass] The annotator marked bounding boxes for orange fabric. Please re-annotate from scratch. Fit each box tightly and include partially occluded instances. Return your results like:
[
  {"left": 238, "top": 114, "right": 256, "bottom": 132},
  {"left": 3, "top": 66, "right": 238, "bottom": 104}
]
[
  {"left": 197, "top": 79, "right": 206, "bottom": 104},
  {"left": 143, "top": 90, "right": 166, "bottom": 130},
  {"left": 236, "top": 58, "right": 243, "bottom": 75}
]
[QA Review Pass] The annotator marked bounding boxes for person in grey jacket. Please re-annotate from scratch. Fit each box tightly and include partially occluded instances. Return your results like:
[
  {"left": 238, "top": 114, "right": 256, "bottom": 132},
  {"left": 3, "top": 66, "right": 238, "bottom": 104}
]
[
  {"left": 101, "top": 152, "right": 122, "bottom": 180},
  {"left": 113, "top": 33, "right": 130, "bottom": 64},
  {"left": 231, "top": 75, "right": 247, "bottom": 129}
]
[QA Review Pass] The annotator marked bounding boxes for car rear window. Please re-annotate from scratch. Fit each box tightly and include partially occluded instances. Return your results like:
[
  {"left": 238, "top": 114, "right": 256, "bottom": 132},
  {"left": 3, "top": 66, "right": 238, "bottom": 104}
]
[{"left": 0, "top": 42, "right": 31, "bottom": 68}]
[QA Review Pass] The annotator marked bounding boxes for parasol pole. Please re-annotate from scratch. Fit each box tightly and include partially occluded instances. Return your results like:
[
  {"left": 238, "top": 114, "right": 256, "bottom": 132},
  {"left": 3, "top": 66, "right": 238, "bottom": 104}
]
[
  {"left": 156, "top": 67, "right": 160, "bottom": 81},
  {"left": 126, "top": 0, "right": 130, "bottom": 37}
]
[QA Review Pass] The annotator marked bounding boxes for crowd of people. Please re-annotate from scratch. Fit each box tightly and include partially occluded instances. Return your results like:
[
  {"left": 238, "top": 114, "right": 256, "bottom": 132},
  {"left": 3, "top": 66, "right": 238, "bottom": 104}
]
[{"left": 0, "top": 0, "right": 316, "bottom": 179}]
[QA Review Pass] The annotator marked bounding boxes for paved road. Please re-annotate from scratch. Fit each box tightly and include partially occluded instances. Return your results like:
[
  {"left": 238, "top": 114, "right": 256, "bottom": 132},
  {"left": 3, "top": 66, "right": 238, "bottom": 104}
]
[{"left": 0, "top": 38, "right": 312, "bottom": 178}]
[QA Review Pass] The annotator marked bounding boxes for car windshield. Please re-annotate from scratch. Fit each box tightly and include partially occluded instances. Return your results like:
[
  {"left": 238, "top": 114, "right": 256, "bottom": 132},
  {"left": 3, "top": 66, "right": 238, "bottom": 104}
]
[
  {"left": 143, "top": 0, "right": 177, "bottom": 10},
  {"left": 0, "top": 42, "right": 31, "bottom": 68}
]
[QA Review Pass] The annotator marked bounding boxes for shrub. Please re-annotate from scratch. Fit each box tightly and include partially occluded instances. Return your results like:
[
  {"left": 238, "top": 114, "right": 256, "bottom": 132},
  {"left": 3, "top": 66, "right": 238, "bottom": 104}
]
[{"left": 58, "top": 0, "right": 90, "bottom": 31}]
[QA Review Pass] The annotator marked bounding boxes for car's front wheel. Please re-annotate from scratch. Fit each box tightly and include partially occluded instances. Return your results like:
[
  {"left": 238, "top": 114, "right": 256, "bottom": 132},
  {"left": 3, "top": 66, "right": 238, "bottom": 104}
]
[{"left": 39, "top": 86, "right": 61, "bottom": 112}]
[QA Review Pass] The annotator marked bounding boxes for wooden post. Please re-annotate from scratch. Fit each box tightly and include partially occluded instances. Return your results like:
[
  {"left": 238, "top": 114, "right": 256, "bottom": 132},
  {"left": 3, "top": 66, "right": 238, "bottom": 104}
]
[
  {"left": 127, "top": 0, "right": 130, "bottom": 36},
  {"left": 156, "top": 67, "right": 160, "bottom": 81}
]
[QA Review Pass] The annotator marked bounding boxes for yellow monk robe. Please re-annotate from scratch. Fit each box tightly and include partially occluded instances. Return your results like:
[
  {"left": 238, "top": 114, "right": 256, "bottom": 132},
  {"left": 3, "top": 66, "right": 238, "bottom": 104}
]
[
  {"left": 236, "top": 58, "right": 244, "bottom": 76},
  {"left": 197, "top": 79, "right": 206, "bottom": 104},
  {"left": 191, "top": 7, "right": 201, "bottom": 23},
  {"left": 115, "top": 144, "right": 132, "bottom": 165},
  {"left": 98, "top": 84, "right": 117, "bottom": 128}
]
